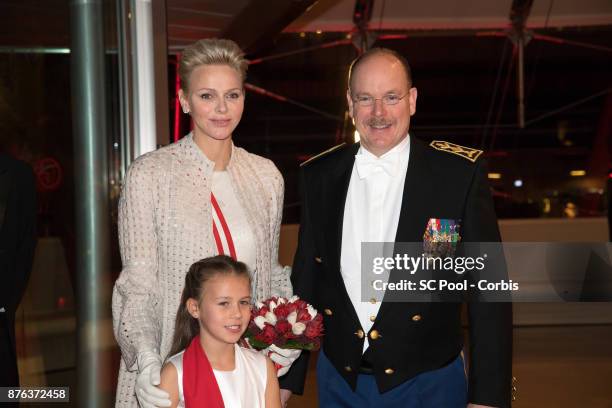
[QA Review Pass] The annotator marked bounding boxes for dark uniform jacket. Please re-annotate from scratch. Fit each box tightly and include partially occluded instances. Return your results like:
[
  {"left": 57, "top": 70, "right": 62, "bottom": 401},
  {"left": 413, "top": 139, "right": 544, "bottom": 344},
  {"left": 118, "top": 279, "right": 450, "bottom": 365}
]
[
  {"left": 0, "top": 153, "right": 37, "bottom": 387},
  {"left": 280, "top": 137, "right": 512, "bottom": 407}
]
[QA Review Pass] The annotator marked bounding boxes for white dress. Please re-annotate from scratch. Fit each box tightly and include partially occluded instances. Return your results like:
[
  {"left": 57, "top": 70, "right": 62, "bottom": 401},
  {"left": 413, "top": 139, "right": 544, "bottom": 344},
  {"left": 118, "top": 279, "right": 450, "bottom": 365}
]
[{"left": 167, "top": 344, "right": 268, "bottom": 408}]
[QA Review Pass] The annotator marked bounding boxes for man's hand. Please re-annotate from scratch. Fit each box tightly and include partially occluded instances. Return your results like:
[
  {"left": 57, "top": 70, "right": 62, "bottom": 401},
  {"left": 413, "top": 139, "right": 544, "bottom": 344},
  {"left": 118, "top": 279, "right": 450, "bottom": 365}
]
[
  {"left": 266, "top": 344, "right": 301, "bottom": 377},
  {"left": 280, "top": 389, "right": 292, "bottom": 408},
  {"left": 135, "top": 351, "right": 171, "bottom": 408}
]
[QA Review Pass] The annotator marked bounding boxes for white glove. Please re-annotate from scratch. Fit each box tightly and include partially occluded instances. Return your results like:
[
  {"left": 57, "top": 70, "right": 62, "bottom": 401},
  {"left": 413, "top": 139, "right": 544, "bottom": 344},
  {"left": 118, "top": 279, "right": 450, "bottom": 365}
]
[
  {"left": 265, "top": 344, "right": 302, "bottom": 377},
  {"left": 135, "top": 351, "right": 171, "bottom": 408}
]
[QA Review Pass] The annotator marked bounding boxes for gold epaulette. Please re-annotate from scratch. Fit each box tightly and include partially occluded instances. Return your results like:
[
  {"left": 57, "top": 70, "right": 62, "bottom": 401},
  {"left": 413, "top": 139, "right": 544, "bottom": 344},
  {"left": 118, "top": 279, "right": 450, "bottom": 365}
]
[
  {"left": 429, "top": 140, "right": 483, "bottom": 162},
  {"left": 300, "top": 143, "right": 346, "bottom": 167}
]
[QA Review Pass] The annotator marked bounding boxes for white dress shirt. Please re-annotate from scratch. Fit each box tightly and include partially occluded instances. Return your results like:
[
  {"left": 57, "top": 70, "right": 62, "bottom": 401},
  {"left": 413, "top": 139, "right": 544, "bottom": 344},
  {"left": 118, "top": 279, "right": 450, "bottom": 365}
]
[{"left": 340, "top": 134, "right": 411, "bottom": 352}]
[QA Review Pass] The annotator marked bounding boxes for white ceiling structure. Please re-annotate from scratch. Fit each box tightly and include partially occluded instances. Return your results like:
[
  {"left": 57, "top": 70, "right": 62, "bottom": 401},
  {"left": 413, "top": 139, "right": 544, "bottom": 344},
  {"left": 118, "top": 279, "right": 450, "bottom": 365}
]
[{"left": 286, "top": 0, "right": 612, "bottom": 32}]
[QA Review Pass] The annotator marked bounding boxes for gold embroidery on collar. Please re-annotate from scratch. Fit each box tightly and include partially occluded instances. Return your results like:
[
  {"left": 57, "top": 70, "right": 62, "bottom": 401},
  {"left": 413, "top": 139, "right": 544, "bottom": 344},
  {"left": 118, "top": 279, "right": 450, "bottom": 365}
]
[{"left": 429, "top": 141, "right": 483, "bottom": 162}]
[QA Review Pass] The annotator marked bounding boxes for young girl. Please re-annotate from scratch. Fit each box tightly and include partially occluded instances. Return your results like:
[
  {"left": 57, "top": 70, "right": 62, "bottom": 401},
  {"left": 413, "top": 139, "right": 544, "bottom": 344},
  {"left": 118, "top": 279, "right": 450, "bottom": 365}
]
[{"left": 159, "top": 256, "right": 281, "bottom": 408}]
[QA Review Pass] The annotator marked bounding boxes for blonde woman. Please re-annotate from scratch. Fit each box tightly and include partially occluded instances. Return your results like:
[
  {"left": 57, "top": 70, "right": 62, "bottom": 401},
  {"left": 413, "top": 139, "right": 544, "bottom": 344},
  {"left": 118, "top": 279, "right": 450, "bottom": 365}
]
[{"left": 112, "top": 39, "right": 298, "bottom": 408}]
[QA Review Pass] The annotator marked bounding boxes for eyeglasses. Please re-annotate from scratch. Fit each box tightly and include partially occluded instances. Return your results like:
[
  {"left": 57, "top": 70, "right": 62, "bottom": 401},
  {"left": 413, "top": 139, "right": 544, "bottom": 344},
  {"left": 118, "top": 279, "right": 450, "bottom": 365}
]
[{"left": 352, "top": 92, "right": 409, "bottom": 107}]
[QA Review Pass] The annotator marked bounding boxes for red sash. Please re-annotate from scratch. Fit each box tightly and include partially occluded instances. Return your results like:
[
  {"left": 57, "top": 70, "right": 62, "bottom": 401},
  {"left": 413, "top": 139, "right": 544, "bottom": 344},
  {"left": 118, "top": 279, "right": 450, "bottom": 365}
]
[
  {"left": 183, "top": 336, "right": 225, "bottom": 408},
  {"left": 211, "top": 193, "right": 237, "bottom": 260}
]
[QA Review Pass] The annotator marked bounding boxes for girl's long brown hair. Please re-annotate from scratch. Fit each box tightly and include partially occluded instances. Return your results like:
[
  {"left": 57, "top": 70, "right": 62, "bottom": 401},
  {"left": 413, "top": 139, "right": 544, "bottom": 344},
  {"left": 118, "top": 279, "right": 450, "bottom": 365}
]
[{"left": 168, "top": 255, "right": 250, "bottom": 358}]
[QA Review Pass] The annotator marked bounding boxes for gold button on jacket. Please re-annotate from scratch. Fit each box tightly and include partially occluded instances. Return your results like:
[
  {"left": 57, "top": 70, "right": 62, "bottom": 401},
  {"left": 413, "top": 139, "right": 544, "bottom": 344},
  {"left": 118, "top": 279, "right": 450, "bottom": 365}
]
[
  {"left": 411, "top": 314, "right": 422, "bottom": 322},
  {"left": 344, "top": 366, "right": 352, "bottom": 372},
  {"left": 355, "top": 329, "right": 364, "bottom": 339},
  {"left": 369, "top": 330, "right": 381, "bottom": 340},
  {"left": 315, "top": 256, "right": 323, "bottom": 263},
  {"left": 324, "top": 308, "right": 333, "bottom": 316},
  {"left": 384, "top": 368, "right": 394, "bottom": 375}
]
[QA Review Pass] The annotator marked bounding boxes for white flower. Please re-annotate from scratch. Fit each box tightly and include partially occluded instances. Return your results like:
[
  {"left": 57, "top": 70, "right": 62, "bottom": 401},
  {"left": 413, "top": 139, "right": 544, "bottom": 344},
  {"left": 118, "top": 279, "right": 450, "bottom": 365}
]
[
  {"left": 289, "top": 295, "right": 299, "bottom": 303},
  {"left": 269, "top": 300, "right": 277, "bottom": 312},
  {"left": 254, "top": 316, "right": 266, "bottom": 330},
  {"left": 264, "top": 311, "right": 277, "bottom": 325},
  {"left": 291, "top": 322, "right": 306, "bottom": 336},
  {"left": 255, "top": 301, "right": 264, "bottom": 309},
  {"left": 287, "top": 311, "right": 297, "bottom": 325},
  {"left": 307, "top": 305, "right": 317, "bottom": 320},
  {"left": 277, "top": 297, "right": 286, "bottom": 304}
]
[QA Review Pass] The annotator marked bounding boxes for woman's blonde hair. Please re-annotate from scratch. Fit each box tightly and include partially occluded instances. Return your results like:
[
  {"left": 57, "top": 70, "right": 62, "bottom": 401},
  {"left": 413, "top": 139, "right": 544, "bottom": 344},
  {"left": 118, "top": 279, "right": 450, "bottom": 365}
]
[{"left": 179, "top": 38, "right": 248, "bottom": 92}]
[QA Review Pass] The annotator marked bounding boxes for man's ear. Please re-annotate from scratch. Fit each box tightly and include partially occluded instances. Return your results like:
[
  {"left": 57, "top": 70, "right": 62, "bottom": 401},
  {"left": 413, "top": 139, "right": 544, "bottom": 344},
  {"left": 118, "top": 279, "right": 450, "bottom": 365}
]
[
  {"left": 408, "top": 87, "right": 418, "bottom": 116},
  {"left": 346, "top": 89, "right": 355, "bottom": 119},
  {"left": 186, "top": 298, "right": 199, "bottom": 319}
]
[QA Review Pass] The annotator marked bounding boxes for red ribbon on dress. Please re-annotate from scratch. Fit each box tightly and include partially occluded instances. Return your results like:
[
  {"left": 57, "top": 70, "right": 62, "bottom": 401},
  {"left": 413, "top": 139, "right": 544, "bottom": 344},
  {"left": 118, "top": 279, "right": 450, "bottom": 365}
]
[
  {"left": 183, "top": 335, "right": 225, "bottom": 408},
  {"left": 211, "top": 192, "right": 237, "bottom": 260}
]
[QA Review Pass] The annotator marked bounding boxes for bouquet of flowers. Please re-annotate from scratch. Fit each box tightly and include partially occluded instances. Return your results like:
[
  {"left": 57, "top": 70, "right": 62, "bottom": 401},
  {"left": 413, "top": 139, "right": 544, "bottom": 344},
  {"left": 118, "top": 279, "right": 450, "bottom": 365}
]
[{"left": 243, "top": 295, "right": 323, "bottom": 352}]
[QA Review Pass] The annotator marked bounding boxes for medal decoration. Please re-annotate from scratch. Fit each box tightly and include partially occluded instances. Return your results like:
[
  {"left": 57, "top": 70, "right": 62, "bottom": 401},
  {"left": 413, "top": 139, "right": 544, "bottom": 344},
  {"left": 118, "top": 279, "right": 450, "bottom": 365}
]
[{"left": 423, "top": 218, "right": 461, "bottom": 258}]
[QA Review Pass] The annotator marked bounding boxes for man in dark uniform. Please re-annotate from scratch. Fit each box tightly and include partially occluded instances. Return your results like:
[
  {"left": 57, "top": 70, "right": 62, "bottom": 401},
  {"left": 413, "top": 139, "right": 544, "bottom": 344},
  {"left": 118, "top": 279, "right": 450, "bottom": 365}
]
[
  {"left": 0, "top": 153, "right": 37, "bottom": 392},
  {"left": 280, "top": 48, "right": 512, "bottom": 407}
]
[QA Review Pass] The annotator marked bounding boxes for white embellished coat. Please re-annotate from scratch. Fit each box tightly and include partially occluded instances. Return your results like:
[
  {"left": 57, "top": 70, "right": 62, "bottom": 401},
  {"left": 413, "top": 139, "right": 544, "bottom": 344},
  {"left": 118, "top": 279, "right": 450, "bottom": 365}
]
[{"left": 111, "top": 134, "right": 292, "bottom": 407}]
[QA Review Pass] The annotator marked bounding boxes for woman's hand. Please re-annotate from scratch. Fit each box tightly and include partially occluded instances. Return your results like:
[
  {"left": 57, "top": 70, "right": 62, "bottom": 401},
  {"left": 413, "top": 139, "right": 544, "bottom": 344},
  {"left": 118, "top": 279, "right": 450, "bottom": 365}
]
[
  {"left": 266, "top": 344, "right": 302, "bottom": 377},
  {"left": 135, "top": 351, "right": 171, "bottom": 408}
]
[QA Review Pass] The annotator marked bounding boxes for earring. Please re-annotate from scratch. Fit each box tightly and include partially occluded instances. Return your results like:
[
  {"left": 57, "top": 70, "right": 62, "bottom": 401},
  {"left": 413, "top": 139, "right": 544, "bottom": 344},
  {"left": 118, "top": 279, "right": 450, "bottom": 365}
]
[{"left": 183, "top": 107, "right": 190, "bottom": 114}]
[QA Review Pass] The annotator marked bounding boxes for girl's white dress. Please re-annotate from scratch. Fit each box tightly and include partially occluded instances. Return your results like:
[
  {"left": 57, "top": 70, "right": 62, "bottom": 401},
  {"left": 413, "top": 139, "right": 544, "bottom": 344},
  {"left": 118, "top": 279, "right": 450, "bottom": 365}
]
[{"left": 167, "top": 344, "right": 268, "bottom": 408}]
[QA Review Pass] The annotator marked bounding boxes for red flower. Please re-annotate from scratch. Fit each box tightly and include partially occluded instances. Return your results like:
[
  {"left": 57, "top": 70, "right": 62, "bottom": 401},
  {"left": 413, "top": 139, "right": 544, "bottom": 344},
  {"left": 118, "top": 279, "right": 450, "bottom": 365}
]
[
  {"left": 294, "top": 299, "right": 308, "bottom": 310},
  {"left": 304, "top": 316, "right": 323, "bottom": 339},
  {"left": 256, "top": 324, "right": 276, "bottom": 345},
  {"left": 285, "top": 302, "right": 298, "bottom": 314},
  {"left": 253, "top": 306, "right": 268, "bottom": 319},
  {"left": 274, "top": 303, "right": 290, "bottom": 320},
  {"left": 275, "top": 320, "right": 292, "bottom": 336},
  {"left": 297, "top": 308, "right": 312, "bottom": 322}
]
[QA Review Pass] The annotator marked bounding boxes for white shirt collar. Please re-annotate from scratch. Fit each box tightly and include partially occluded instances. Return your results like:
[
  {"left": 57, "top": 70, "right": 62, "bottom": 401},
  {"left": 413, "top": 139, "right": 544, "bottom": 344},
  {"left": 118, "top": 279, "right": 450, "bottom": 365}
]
[
  {"left": 355, "top": 134, "right": 411, "bottom": 179},
  {"left": 357, "top": 133, "right": 411, "bottom": 159}
]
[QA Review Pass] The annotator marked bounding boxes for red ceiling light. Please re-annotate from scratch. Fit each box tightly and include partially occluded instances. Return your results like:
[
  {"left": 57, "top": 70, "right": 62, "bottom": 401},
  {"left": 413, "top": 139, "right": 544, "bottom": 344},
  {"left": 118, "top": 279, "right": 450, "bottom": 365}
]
[
  {"left": 244, "top": 83, "right": 288, "bottom": 102},
  {"left": 378, "top": 34, "right": 409, "bottom": 41}
]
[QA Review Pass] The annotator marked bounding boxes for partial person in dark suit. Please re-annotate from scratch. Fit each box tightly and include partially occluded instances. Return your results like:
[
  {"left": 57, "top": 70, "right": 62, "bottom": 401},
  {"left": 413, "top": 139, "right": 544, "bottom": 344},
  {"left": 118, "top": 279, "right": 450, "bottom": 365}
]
[
  {"left": 280, "top": 48, "right": 513, "bottom": 407},
  {"left": 0, "top": 153, "right": 37, "bottom": 390}
]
